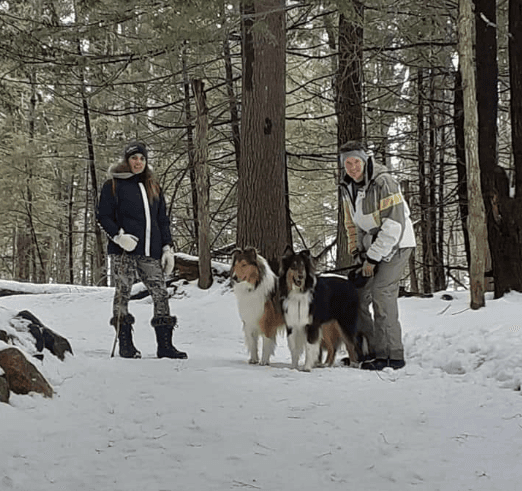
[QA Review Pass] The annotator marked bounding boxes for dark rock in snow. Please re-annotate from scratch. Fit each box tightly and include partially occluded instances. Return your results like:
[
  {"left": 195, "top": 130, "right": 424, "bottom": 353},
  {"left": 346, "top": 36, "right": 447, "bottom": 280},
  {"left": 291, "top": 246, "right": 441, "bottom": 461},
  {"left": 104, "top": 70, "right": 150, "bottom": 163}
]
[
  {"left": 0, "top": 374, "right": 9, "bottom": 403},
  {"left": 0, "top": 347, "right": 53, "bottom": 398},
  {"left": 14, "top": 310, "right": 73, "bottom": 360}
]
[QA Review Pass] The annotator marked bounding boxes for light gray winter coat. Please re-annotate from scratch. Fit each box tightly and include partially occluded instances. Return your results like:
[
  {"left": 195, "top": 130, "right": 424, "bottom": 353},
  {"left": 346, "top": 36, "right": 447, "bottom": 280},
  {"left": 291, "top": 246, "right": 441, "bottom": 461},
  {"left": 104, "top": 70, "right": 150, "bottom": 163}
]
[{"left": 340, "top": 158, "right": 416, "bottom": 263}]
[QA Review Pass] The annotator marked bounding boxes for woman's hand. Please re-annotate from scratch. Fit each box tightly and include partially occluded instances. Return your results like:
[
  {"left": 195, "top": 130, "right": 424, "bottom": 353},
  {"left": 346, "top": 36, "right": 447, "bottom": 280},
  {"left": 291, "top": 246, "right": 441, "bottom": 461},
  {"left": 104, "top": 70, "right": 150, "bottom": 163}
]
[
  {"left": 161, "top": 245, "right": 175, "bottom": 275},
  {"left": 113, "top": 229, "right": 138, "bottom": 252}
]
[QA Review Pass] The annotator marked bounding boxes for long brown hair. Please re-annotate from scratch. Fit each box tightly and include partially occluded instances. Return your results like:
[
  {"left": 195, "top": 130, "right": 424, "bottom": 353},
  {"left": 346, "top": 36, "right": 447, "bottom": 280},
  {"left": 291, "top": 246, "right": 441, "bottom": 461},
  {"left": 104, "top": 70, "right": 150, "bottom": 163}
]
[{"left": 111, "top": 160, "right": 161, "bottom": 203}]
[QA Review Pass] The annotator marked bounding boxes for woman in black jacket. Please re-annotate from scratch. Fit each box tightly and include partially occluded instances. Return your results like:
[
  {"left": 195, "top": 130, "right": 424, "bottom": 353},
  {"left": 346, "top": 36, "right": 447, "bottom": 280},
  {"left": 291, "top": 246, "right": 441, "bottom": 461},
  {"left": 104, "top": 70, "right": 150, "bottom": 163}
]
[{"left": 97, "top": 141, "right": 187, "bottom": 360}]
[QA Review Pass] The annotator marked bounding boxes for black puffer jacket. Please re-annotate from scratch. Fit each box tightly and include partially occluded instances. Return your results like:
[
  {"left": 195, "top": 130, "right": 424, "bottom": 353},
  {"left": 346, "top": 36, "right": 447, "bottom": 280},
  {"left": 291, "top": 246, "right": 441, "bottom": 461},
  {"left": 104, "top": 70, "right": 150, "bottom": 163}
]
[{"left": 96, "top": 170, "right": 172, "bottom": 260}]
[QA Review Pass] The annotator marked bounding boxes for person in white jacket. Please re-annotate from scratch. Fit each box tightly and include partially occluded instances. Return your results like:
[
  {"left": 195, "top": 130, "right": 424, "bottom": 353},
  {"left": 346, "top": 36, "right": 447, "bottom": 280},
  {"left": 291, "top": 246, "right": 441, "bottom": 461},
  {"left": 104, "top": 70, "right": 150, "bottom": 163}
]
[{"left": 339, "top": 142, "right": 415, "bottom": 370}]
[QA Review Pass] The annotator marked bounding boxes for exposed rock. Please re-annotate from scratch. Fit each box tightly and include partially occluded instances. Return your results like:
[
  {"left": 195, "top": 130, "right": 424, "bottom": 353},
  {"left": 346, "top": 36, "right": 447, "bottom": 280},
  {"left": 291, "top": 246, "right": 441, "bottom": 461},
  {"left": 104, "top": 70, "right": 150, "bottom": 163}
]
[
  {"left": 13, "top": 310, "right": 73, "bottom": 360},
  {"left": 0, "top": 374, "right": 9, "bottom": 403},
  {"left": 175, "top": 255, "right": 200, "bottom": 281},
  {"left": 0, "top": 329, "right": 8, "bottom": 343},
  {"left": 174, "top": 253, "right": 230, "bottom": 282},
  {"left": 0, "top": 347, "right": 53, "bottom": 398},
  {"left": 0, "top": 289, "right": 30, "bottom": 298}
]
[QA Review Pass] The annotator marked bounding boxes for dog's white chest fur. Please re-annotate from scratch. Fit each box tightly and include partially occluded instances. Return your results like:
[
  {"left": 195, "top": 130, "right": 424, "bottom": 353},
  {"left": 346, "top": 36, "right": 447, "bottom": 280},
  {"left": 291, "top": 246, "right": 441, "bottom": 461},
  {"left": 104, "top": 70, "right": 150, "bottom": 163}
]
[
  {"left": 233, "top": 280, "right": 270, "bottom": 325},
  {"left": 283, "top": 290, "right": 313, "bottom": 328}
]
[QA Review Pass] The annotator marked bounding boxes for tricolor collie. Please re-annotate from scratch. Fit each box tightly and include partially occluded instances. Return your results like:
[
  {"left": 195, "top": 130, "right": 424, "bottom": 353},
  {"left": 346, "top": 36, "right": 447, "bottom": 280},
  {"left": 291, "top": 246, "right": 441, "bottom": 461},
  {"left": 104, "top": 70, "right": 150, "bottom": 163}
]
[
  {"left": 279, "top": 246, "right": 366, "bottom": 371},
  {"left": 231, "top": 248, "right": 286, "bottom": 365}
]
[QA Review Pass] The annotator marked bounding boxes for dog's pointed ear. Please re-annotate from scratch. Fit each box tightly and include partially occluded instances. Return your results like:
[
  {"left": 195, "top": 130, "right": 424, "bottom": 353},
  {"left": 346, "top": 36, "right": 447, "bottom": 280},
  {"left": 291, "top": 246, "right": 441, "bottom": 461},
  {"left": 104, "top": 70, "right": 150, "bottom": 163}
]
[
  {"left": 283, "top": 245, "right": 294, "bottom": 258},
  {"left": 244, "top": 246, "right": 257, "bottom": 262},
  {"left": 300, "top": 249, "right": 313, "bottom": 265},
  {"left": 231, "top": 248, "right": 241, "bottom": 262}
]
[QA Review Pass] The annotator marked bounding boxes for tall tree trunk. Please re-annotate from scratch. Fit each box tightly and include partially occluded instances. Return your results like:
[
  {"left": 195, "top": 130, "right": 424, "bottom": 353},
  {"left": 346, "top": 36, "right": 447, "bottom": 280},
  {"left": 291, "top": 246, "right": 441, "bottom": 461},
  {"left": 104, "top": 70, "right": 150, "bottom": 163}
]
[
  {"left": 238, "top": 0, "right": 289, "bottom": 273},
  {"left": 68, "top": 174, "right": 75, "bottom": 284},
  {"left": 223, "top": 27, "right": 241, "bottom": 173},
  {"left": 512, "top": 0, "right": 522, "bottom": 199},
  {"left": 15, "top": 226, "right": 31, "bottom": 281},
  {"left": 182, "top": 47, "right": 198, "bottom": 254},
  {"left": 27, "top": 68, "right": 47, "bottom": 283},
  {"left": 470, "top": 0, "right": 522, "bottom": 296},
  {"left": 417, "top": 68, "right": 431, "bottom": 293},
  {"left": 192, "top": 80, "right": 212, "bottom": 290},
  {"left": 487, "top": 0, "right": 522, "bottom": 294},
  {"left": 474, "top": 0, "right": 503, "bottom": 295},
  {"left": 402, "top": 180, "right": 419, "bottom": 293},
  {"left": 80, "top": 90, "right": 105, "bottom": 286},
  {"left": 453, "top": 70, "right": 471, "bottom": 267},
  {"left": 82, "top": 161, "right": 89, "bottom": 285},
  {"left": 459, "top": 0, "right": 488, "bottom": 309},
  {"left": 75, "top": 27, "right": 105, "bottom": 286},
  {"left": 436, "top": 119, "right": 447, "bottom": 291},
  {"left": 428, "top": 71, "right": 442, "bottom": 291},
  {"left": 335, "top": 3, "right": 364, "bottom": 269}
]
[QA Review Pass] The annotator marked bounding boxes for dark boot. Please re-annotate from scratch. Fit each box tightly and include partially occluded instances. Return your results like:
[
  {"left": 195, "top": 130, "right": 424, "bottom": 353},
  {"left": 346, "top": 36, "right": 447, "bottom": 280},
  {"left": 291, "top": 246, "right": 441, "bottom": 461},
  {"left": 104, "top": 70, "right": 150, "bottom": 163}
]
[
  {"left": 151, "top": 316, "right": 188, "bottom": 359},
  {"left": 360, "top": 358, "right": 405, "bottom": 371},
  {"left": 111, "top": 314, "right": 141, "bottom": 359}
]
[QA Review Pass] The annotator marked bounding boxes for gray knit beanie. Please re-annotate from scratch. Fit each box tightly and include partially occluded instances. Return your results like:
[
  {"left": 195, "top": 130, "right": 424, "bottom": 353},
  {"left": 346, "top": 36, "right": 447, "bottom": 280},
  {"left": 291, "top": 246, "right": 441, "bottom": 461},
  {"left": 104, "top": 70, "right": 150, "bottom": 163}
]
[{"left": 340, "top": 149, "right": 368, "bottom": 168}]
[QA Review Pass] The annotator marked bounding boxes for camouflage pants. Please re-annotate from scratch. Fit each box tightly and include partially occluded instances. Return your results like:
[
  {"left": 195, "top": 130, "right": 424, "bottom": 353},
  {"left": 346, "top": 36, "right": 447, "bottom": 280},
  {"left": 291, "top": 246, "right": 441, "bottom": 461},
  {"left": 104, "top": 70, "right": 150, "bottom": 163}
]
[{"left": 111, "top": 254, "right": 170, "bottom": 320}]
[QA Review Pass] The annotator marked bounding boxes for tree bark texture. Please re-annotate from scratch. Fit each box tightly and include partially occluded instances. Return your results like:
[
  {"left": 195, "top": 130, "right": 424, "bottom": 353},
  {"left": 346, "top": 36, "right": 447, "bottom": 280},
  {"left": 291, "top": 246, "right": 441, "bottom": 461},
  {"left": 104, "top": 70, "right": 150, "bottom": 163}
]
[
  {"left": 73, "top": 28, "right": 105, "bottom": 286},
  {"left": 238, "top": 0, "right": 289, "bottom": 272},
  {"left": 512, "top": 0, "right": 522, "bottom": 199},
  {"left": 223, "top": 30, "right": 241, "bottom": 173},
  {"left": 417, "top": 68, "right": 432, "bottom": 293},
  {"left": 335, "top": 4, "right": 364, "bottom": 269},
  {"left": 475, "top": 0, "right": 522, "bottom": 296},
  {"left": 192, "top": 79, "right": 212, "bottom": 290},
  {"left": 453, "top": 71, "right": 471, "bottom": 267},
  {"left": 183, "top": 48, "right": 198, "bottom": 254},
  {"left": 459, "top": 0, "right": 488, "bottom": 309},
  {"left": 474, "top": 0, "right": 501, "bottom": 295},
  {"left": 428, "top": 73, "right": 446, "bottom": 291},
  {"left": 436, "top": 119, "right": 447, "bottom": 291}
]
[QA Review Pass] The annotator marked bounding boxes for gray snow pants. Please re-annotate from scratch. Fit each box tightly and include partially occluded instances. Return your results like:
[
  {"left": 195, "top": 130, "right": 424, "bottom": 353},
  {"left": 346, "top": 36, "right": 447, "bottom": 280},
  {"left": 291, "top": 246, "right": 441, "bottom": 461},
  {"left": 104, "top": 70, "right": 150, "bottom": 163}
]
[
  {"left": 357, "top": 247, "right": 413, "bottom": 360},
  {"left": 111, "top": 254, "right": 170, "bottom": 320}
]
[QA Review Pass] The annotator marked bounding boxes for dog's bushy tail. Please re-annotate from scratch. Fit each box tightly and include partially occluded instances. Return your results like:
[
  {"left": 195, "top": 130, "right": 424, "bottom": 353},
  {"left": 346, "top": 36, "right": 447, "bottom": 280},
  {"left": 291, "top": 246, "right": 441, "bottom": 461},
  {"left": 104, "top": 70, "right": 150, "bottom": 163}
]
[{"left": 356, "top": 332, "right": 369, "bottom": 359}]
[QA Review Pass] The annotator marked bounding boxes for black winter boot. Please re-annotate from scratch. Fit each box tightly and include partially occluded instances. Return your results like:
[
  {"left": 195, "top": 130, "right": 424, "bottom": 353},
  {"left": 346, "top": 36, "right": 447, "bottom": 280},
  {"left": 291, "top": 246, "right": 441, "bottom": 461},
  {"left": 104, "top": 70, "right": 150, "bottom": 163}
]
[
  {"left": 151, "top": 316, "right": 188, "bottom": 359},
  {"left": 110, "top": 314, "right": 142, "bottom": 359}
]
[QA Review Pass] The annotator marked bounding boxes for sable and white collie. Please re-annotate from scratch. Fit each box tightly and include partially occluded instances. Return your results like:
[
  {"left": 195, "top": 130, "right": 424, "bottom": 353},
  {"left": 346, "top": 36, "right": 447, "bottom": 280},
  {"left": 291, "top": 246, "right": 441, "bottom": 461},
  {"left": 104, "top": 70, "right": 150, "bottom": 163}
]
[
  {"left": 279, "top": 246, "right": 366, "bottom": 371},
  {"left": 231, "top": 248, "right": 286, "bottom": 366}
]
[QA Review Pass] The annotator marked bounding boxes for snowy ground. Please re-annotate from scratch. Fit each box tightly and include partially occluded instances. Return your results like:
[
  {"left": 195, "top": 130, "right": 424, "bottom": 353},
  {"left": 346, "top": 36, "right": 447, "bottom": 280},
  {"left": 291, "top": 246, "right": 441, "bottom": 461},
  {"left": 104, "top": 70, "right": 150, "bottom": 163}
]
[{"left": 1, "top": 276, "right": 521, "bottom": 491}]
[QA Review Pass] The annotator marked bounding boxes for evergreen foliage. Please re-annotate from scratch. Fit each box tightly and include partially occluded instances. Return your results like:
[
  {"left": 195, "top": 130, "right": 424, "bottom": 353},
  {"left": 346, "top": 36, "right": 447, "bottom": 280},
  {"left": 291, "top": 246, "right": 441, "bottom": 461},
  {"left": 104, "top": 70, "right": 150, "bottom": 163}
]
[{"left": 0, "top": 0, "right": 517, "bottom": 297}]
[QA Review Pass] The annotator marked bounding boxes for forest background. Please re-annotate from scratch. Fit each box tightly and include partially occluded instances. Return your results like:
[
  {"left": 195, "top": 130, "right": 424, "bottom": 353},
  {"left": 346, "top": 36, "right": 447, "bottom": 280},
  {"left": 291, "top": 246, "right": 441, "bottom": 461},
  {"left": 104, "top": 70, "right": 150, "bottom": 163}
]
[{"left": 1, "top": 0, "right": 521, "bottom": 306}]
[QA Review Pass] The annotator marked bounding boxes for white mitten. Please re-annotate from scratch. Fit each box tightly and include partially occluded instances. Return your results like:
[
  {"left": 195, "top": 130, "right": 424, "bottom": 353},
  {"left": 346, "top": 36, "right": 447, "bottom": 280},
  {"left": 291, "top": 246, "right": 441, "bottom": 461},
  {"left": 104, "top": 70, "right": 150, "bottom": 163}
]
[
  {"left": 113, "top": 228, "right": 138, "bottom": 252},
  {"left": 161, "top": 245, "right": 175, "bottom": 275}
]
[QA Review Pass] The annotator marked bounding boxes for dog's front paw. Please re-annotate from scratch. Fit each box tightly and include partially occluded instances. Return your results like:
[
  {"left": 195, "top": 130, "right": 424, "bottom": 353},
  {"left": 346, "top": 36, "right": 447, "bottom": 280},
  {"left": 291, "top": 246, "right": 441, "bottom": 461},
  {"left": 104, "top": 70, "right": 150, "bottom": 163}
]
[
  {"left": 249, "top": 358, "right": 259, "bottom": 365},
  {"left": 259, "top": 359, "right": 270, "bottom": 366}
]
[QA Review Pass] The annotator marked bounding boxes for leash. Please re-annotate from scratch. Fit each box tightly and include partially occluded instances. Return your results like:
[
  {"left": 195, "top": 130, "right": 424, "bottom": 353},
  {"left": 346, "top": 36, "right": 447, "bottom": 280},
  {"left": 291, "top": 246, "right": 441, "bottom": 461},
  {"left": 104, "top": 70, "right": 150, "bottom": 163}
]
[{"left": 319, "top": 264, "right": 360, "bottom": 276}]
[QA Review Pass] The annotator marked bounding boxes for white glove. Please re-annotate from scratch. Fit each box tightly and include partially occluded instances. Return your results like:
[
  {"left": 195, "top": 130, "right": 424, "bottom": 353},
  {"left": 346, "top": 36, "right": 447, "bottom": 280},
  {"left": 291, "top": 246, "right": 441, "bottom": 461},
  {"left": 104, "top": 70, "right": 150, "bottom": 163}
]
[
  {"left": 161, "top": 245, "right": 175, "bottom": 275},
  {"left": 113, "top": 228, "right": 138, "bottom": 252}
]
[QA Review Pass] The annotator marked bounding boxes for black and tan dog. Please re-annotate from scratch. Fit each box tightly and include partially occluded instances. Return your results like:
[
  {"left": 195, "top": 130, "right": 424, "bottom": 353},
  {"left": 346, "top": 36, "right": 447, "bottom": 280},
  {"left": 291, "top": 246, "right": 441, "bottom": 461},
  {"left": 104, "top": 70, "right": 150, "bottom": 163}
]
[{"left": 279, "top": 246, "right": 367, "bottom": 370}]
